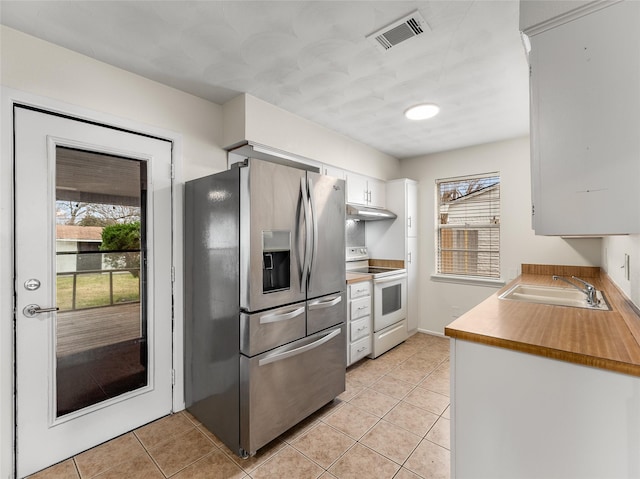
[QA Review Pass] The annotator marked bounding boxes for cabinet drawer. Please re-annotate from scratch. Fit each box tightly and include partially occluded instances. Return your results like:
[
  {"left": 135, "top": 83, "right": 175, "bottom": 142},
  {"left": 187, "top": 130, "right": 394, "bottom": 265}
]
[
  {"left": 307, "top": 292, "right": 345, "bottom": 335},
  {"left": 349, "top": 336, "right": 371, "bottom": 365},
  {"left": 240, "top": 302, "right": 306, "bottom": 356},
  {"left": 349, "top": 281, "right": 371, "bottom": 299},
  {"left": 350, "top": 296, "right": 371, "bottom": 320},
  {"left": 350, "top": 316, "right": 371, "bottom": 342}
]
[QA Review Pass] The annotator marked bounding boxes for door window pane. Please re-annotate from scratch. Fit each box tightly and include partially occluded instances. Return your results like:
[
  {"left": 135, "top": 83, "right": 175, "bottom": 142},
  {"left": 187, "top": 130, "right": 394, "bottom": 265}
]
[{"left": 55, "top": 147, "right": 147, "bottom": 416}]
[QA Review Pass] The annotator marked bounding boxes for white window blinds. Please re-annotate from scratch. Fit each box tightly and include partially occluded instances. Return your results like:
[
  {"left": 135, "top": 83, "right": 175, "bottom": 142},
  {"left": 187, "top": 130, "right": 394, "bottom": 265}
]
[{"left": 436, "top": 173, "right": 500, "bottom": 278}]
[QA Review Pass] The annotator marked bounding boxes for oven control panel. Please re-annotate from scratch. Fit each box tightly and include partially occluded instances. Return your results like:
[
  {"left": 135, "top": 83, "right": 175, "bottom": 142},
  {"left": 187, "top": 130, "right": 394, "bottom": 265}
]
[{"left": 346, "top": 246, "right": 368, "bottom": 262}]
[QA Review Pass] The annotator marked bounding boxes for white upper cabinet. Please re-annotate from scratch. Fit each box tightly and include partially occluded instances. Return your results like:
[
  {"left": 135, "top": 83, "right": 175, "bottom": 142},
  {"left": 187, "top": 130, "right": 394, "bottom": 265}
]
[
  {"left": 322, "top": 165, "right": 345, "bottom": 179},
  {"left": 520, "top": 0, "right": 602, "bottom": 35},
  {"left": 367, "top": 178, "right": 386, "bottom": 209},
  {"left": 346, "top": 172, "right": 386, "bottom": 209},
  {"left": 526, "top": 0, "right": 640, "bottom": 235}
]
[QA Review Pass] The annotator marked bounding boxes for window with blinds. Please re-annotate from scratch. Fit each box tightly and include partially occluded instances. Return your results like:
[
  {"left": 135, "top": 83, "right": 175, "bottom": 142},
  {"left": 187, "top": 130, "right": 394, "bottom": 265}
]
[{"left": 436, "top": 173, "right": 500, "bottom": 278}]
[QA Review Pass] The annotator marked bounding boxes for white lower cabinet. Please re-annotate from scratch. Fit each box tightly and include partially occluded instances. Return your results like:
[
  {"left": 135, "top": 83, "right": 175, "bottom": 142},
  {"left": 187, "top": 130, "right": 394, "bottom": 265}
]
[
  {"left": 349, "top": 336, "right": 371, "bottom": 364},
  {"left": 451, "top": 339, "right": 640, "bottom": 478},
  {"left": 347, "top": 280, "right": 372, "bottom": 366},
  {"left": 350, "top": 316, "right": 371, "bottom": 342}
]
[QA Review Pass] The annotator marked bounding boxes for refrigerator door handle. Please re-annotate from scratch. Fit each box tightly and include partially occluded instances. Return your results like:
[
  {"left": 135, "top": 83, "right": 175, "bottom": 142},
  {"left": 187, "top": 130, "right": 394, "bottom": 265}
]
[
  {"left": 307, "top": 177, "right": 318, "bottom": 290},
  {"left": 259, "top": 306, "right": 305, "bottom": 324},
  {"left": 308, "top": 295, "right": 342, "bottom": 310},
  {"left": 299, "top": 177, "right": 311, "bottom": 292},
  {"left": 258, "top": 328, "right": 341, "bottom": 366}
]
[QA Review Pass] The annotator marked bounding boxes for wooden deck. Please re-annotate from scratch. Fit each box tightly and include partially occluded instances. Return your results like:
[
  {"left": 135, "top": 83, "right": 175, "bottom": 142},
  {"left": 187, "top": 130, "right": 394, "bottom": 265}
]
[{"left": 56, "top": 303, "right": 141, "bottom": 357}]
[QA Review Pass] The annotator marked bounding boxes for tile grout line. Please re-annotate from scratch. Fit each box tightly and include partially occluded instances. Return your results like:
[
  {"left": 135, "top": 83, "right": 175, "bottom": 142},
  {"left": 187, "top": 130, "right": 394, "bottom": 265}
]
[{"left": 41, "top": 336, "right": 450, "bottom": 479}]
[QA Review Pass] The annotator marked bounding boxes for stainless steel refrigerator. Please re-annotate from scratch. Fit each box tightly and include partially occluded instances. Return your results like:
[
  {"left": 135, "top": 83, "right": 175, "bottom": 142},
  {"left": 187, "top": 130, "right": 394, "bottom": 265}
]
[{"left": 185, "top": 156, "right": 346, "bottom": 457}]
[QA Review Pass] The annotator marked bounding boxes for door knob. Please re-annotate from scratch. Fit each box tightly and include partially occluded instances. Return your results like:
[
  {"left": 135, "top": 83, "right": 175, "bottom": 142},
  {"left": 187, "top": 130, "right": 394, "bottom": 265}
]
[{"left": 23, "top": 304, "right": 59, "bottom": 318}]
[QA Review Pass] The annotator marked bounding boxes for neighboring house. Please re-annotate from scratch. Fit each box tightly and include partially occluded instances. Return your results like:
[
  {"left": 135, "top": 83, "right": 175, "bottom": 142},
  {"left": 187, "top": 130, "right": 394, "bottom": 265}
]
[
  {"left": 56, "top": 225, "right": 103, "bottom": 273},
  {"left": 439, "top": 184, "right": 500, "bottom": 278}
]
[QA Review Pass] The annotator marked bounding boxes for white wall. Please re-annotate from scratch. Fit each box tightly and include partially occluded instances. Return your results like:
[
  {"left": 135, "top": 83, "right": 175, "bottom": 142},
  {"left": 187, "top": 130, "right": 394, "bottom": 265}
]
[
  {"left": 224, "top": 93, "right": 400, "bottom": 180},
  {"left": 399, "top": 136, "right": 602, "bottom": 335},
  {"left": 602, "top": 235, "right": 640, "bottom": 307},
  {"left": 1, "top": 26, "right": 227, "bottom": 182}
]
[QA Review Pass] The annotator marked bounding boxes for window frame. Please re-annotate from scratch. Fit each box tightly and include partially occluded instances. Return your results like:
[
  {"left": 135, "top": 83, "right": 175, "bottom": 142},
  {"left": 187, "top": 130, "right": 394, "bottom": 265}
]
[{"left": 431, "top": 172, "right": 504, "bottom": 287}]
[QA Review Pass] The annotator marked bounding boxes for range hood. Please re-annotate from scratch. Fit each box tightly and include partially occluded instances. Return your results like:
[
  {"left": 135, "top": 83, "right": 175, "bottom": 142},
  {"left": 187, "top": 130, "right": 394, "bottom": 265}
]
[{"left": 346, "top": 203, "right": 397, "bottom": 221}]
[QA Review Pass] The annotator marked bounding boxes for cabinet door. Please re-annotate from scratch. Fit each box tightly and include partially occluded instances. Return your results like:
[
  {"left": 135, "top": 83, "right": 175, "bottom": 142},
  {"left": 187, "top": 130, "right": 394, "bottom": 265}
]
[
  {"left": 323, "top": 165, "right": 345, "bottom": 179},
  {"left": 368, "top": 177, "right": 386, "bottom": 208},
  {"left": 530, "top": 1, "right": 640, "bottom": 235},
  {"left": 406, "top": 181, "right": 418, "bottom": 237},
  {"left": 407, "top": 237, "right": 419, "bottom": 333},
  {"left": 345, "top": 172, "right": 368, "bottom": 205}
]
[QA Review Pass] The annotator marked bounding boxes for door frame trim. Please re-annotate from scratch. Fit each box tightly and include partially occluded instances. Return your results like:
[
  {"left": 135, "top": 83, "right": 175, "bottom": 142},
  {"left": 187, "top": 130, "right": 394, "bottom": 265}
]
[{"left": 1, "top": 87, "right": 185, "bottom": 477}]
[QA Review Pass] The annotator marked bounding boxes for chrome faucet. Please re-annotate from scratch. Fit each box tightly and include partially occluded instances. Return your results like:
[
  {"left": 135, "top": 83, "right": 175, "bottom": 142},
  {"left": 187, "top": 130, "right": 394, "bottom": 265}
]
[{"left": 552, "top": 275, "right": 599, "bottom": 306}]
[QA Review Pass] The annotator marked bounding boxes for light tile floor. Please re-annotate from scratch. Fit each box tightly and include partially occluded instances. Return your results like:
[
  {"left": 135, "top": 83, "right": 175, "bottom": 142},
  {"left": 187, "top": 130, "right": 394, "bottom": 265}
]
[{"left": 29, "top": 333, "right": 450, "bottom": 479}]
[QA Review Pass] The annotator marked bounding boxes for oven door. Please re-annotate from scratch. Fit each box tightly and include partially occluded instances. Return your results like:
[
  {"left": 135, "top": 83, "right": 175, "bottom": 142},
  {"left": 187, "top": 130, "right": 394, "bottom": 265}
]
[{"left": 373, "top": 273, "right": 407, "bottom": 331}]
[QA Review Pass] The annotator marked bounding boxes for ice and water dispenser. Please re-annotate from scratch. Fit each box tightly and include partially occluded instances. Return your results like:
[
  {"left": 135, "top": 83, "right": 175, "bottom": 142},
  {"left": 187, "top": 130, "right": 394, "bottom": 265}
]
[{"left": 262, "top": 231, "right": 290, "bottom": 293}]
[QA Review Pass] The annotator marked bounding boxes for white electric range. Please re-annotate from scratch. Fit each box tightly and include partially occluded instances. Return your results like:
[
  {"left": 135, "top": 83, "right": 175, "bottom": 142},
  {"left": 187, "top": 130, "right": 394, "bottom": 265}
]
[{"left": 346, "top": 247, "right": 408, "bottom": 358}]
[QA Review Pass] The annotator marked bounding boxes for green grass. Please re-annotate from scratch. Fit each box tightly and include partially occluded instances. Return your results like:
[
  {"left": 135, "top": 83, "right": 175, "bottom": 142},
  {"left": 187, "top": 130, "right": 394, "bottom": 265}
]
[{"left": 57, "top": 272, "right": 140, "bottom": 311}]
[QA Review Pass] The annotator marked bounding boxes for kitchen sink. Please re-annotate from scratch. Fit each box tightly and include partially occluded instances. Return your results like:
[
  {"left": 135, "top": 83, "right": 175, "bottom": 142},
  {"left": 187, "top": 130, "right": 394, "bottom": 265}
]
[{"left": 498, "top": 284, "right": 611, "bottom": 310}]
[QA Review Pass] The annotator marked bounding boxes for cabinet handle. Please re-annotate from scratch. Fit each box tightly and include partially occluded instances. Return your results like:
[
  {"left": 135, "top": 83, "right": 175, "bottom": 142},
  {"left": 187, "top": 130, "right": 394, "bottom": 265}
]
[
  {"left": 408, "top": 216, "right": 412, "bottom": 228},
  {"left": 408, "top": 252, "right": 412, "bottom": 264},
  {"left": 357, "top": 306, "right": 367, "bottom": 310},
  {"left": 357, "top": 347, "right": 366, "bottom": 353}
]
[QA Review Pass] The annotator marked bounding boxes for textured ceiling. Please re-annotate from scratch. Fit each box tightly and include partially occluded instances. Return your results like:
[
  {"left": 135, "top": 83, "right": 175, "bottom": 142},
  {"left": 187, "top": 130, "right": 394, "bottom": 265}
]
[{"left": 0, "top": 1, "right": 530, "bottom": 159}]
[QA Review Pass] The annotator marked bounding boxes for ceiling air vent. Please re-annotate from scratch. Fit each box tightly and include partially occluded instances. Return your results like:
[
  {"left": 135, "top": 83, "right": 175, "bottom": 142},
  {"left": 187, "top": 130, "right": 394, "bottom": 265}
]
[{"left": 367, "top": 10, "right": 429, "bottom": 51}]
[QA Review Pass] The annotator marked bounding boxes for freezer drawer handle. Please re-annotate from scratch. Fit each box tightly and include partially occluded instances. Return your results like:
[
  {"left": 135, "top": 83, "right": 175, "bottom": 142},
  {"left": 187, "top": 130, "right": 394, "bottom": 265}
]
[
  {"left": 258, "top": 328, "right": 341, "bottom": 366},
  {"left": 259, "top": 306, "right": 305, "bottom": 324},
  {"left": 308, "top": 295, "right": 342, "bottom": 310}
]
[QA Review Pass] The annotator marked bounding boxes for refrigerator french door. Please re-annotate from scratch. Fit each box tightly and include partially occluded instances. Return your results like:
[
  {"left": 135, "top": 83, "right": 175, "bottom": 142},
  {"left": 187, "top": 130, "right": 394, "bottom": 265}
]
[{"left": 185, "top": 156, "right": 346, "bottom": 457}]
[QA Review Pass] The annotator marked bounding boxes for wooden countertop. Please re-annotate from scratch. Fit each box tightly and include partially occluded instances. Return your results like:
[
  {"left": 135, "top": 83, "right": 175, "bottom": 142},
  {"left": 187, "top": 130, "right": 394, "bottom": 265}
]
[
  {"left": 346, "top": 272, "right": 373, "bottom": 284},
  {"left": 346, "top": 259, "right": 404, "bottom": 284},
  {"left": 445, "top": 264, "right": 640, "bottom": 377}
]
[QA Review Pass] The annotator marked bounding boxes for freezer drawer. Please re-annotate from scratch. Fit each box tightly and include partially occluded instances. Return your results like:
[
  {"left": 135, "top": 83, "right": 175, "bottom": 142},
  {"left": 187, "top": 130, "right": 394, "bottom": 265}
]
[
  {"left": 240, "top": 302, "right": 306, "bottom": 356},
  {"left": 307, "top": 292, "right": 346, "bottom": 335},
  {"left": 240, "top": 324, "right": 346, "bottom": 455}
]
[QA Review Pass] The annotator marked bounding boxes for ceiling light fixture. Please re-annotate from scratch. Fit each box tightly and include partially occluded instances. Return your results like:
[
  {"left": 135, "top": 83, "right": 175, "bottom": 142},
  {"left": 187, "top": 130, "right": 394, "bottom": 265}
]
[{"left": 404, "top": 103, "right": 440, "bottom": 120}]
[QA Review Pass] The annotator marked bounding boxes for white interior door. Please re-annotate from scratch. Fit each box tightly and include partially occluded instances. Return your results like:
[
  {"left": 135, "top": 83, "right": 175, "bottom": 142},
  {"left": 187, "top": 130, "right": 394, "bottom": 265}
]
[{"left": 14, "top": 106, "right": 173, "bottom": 477}]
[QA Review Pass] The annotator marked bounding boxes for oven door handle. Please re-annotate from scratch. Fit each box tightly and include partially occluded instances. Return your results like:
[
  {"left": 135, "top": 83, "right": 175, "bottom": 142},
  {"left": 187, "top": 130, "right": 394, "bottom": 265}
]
[
  {"left": 374, "top": 273, "right": 407, "bottom": 284},
  {"left": 258, "top": 328, "right": 341, "bottom": 366}
]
